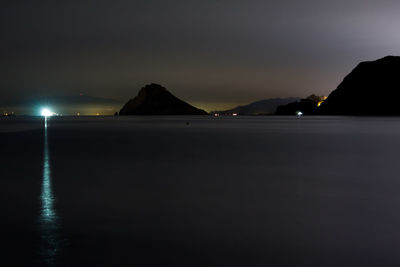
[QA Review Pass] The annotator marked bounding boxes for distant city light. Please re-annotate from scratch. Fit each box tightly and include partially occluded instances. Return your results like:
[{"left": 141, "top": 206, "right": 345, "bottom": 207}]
[
  {"left": 2, "top": 111, "right": 15, "bottom": 116},
  {"left": 41, "top": 108, "right": 54, "bottom": 117},
  {"left": 232, "top": 113, "right": 238, "bottom": 116},
  {"left": 317, "top": 96, "right": 328, "bottom": 107},
  {"left": 297, "top": 111, "right": 303, "bottom": 117}
]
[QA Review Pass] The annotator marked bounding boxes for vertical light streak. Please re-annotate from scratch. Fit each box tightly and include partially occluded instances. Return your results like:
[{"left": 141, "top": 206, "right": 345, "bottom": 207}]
[{"left": 39, "top": 116, "right": 61, "bottom": 264}]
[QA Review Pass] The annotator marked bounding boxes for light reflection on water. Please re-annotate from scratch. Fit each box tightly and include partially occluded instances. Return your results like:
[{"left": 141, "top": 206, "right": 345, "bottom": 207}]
[{"left": 38, "top": 117, "right": 62, "bottom": 264}]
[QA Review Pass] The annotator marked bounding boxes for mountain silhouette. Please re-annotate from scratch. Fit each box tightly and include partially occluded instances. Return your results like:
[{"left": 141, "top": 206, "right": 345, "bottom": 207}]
[
  {"left": 119, "top": 84, "right": 208, "bottom": 115},
  {"left": 319, "top": 56, "right": 400, "bottom": 115},
  {"left": 213, "top": 97, "right": 299, "bottom": 115}
]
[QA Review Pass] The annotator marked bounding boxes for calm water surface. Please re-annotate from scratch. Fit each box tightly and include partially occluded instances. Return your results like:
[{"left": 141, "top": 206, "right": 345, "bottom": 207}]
[{"left": 1, "top": 116, "right": 400, "bottom": 266}]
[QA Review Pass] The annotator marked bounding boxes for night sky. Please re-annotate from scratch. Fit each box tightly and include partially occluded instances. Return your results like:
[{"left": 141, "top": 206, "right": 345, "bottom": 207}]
[{"left": 1, "top": 0, "right": 400, "bottom": 111}]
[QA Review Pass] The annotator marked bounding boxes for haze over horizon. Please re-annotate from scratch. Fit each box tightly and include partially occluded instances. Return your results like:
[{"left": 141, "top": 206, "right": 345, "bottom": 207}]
[{"left": 2, "top": 0, "right": 400, "bottom": 111}]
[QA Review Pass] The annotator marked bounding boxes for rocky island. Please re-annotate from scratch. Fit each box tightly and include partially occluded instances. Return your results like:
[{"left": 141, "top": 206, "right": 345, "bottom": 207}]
[{"left": 119, "top": 84, "right": 208, "bottom": 115}]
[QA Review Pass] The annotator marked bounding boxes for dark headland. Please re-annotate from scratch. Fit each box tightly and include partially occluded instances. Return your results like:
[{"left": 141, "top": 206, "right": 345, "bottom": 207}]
[
  {"left": 119, "top": 84, "right": 208, "bottom": 115},
  {"left": 319, "top": 56, "right": 400, "bottom": 115},
  {"left": 274, "top": 56, "right": 400, "bottom": 116}
]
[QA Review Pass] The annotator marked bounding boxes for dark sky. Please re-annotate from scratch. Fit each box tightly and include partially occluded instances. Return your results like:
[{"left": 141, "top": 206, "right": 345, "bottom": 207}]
[{"left": 1, "top": 0, "right": 400, "bottom": 111}]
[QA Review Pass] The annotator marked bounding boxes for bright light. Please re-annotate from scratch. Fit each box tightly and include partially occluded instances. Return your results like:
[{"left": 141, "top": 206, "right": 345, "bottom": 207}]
[
  {"left": 41, "top": 108, "right": 54, "bottom": 117},
  {"left": 297, "top": 111, "right": 303, "bottom": 117}
]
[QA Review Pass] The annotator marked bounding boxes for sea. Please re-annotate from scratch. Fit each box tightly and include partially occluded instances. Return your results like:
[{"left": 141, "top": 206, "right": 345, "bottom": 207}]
[{"left": 2, "top": 115, "right": 400, "bottom": 266}]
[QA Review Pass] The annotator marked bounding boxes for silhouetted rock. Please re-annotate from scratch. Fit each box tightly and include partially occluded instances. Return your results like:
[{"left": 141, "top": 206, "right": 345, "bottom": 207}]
[
  {"left": 275, "top": 95, "right": 324, "bottom": 115},
  {"left": 119, "top": 84, "right": 208, "bottom": 115},
  {"left": 319, "top": 56, "right": 400, "bottom": 115},
  {"left": 212, "top": 97, "right": 300, "bottom": 115}
]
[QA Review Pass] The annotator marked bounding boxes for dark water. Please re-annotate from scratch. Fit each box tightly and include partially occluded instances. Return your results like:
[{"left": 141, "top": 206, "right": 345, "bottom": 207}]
[{"left": 2, "top": 116, "right": 400, "bottom": 266}]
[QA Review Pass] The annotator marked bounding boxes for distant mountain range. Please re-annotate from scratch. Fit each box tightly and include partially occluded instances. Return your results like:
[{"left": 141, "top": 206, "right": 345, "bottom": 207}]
[
  {"left": 0, "top": 95, "right": 121, "bottom": 106},
  {"left": 212, "top": 97, "right": 300, "bottom": 115},
  {"left": 5, "top": 55, "right": 399, "bottom": 117},
  {"left": 1, "top": 95, "right": 123, "bottom": 115},
  {"left": 31, "top": 95, "right": 122, "bottom": 106}
]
